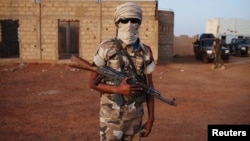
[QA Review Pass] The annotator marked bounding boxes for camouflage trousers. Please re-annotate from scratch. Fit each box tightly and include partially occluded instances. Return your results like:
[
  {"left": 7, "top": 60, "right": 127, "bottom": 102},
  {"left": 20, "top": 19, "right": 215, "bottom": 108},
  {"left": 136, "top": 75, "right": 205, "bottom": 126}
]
[
  {"left": 99, "top": 94, "right": 144, "bottom": 141},
  {"left": 213, "top": 53, "right": 224, "bottom": 66}
]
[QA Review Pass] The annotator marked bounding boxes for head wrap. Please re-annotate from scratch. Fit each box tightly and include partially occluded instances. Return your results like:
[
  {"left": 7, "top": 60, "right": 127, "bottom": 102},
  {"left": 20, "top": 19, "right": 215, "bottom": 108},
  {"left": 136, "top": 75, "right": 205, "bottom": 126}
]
[
  {"left": 114, "top": 2, "right": 142, "bottom": 24},
  {"left": 215, "top": 38, "right": 220, "bottom": 43}
]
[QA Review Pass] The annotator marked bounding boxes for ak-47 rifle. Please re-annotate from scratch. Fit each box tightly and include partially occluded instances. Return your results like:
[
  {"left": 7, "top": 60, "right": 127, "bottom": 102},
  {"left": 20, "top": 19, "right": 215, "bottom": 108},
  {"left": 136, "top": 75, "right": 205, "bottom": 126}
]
[{"left": 69, "top": 55, "right": 176, "bottom": 106}]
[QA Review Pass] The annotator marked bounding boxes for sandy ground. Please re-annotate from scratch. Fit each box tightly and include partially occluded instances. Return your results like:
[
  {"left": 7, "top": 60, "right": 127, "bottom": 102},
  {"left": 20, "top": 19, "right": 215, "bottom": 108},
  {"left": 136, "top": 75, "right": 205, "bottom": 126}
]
[{"left": 0, "top": 56, "right": 249, "bottom": 141}]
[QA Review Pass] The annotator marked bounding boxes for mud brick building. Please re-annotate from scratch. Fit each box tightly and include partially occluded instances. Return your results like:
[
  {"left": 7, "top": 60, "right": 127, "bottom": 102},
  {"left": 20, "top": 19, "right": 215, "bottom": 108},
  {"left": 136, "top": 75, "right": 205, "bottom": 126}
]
[{"left": 0, "top": 0, "right": 174, "bottom": 63}]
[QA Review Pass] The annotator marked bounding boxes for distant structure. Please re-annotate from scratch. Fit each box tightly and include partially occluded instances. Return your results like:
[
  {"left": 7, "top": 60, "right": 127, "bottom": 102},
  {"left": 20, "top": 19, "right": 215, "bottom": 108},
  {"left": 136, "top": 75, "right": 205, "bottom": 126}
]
[
  {"left": 158, "top": 10, "right": 174, "bottom": 60},
  {"left": 206, "top": 18, "right": 250, "bottom": 44}
]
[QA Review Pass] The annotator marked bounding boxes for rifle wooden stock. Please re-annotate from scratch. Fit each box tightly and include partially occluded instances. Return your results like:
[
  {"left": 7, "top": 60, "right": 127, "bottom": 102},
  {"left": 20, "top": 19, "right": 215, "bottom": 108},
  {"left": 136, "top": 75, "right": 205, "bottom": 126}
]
[{"left": 69, "top": 55, "right": 97, "bottom": 72}]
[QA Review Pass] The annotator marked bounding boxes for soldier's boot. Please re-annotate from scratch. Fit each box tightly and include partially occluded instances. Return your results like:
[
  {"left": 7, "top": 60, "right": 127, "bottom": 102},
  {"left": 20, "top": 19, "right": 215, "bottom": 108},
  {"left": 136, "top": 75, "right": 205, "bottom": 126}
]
[
  {"left": 211, "top": 64, "right": 217, "bottom": 69},
  {"left": 220, "top": 65, "right": 225, "bottom": 70}
]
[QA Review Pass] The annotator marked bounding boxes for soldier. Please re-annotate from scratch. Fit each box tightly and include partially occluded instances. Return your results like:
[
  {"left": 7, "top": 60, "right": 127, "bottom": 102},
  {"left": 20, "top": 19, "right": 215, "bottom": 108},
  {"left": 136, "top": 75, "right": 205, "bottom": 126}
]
[
  {"left": 211, "top": 38, "right": 225, "bottom": 70},
  {"left": 89, "top": 2, "right": 155, "bottom": 141}
]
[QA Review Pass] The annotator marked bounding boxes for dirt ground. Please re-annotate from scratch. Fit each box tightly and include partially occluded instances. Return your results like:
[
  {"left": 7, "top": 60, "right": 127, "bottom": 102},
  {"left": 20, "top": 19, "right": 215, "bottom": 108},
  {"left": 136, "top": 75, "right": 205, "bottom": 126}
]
[{"left": 0, "top": 56, "right": 249, "bottom": 141}]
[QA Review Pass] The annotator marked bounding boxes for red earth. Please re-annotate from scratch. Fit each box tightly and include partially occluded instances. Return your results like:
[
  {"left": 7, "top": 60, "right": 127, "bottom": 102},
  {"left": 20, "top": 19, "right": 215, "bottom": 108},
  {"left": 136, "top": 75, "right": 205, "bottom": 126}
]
[{"left": 0, "top": 56, "right": 249, "bottom": 141}]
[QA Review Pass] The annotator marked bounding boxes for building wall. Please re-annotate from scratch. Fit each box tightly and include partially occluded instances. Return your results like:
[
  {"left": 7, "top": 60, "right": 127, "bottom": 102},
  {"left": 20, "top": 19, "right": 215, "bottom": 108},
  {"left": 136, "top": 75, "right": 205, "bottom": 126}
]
[
  {"left": 3, "top": 1, "right": 228, "bottom": 62},
  {"left": 158, "top": 10, "right": 174, "bottom": 60},
  {"left": 206, "top": 18, "right": 250, "bottom": 44},
  {"left": 0, "top": 0, "right": 40, "bottom": 60},
  {"left": 0, "top": 0, "right": 159, "bottom": 63},
  {"left": 174, "top": 35, "right": 197, "bottom": 57}
]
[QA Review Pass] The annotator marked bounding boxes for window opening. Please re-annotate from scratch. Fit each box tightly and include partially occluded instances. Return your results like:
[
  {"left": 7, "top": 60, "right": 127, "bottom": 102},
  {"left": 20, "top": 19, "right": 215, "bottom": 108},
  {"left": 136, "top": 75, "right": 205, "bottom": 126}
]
[
  {"left": 0, "top": 20, "right": 19, "bottom": 58},
  {"left": 58, "top": 20, "right": 79, "bottom": 59}
]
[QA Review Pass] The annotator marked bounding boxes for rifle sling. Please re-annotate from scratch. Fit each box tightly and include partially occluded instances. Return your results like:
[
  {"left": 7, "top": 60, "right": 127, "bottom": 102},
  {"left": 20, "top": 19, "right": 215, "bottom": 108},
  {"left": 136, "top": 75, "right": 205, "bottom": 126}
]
[
  {"left": 116, "top": 40, "right": 148, "bottom": 105},
  {"left": 114, "top": 38, "right": 137, "bottom": 75},
  {"left": 113, "top": 39, "right": 138, "bottom": 106}
]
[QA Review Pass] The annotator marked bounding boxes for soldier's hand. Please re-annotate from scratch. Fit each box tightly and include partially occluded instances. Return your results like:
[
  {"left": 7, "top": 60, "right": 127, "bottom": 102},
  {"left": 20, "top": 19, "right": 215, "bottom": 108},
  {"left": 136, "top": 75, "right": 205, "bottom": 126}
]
[
  {"left": 118, "top": 77, "right": 143, "bottom": 96},
  {"left": 141, "top": 121, "right": 153, "bottom": 137}
]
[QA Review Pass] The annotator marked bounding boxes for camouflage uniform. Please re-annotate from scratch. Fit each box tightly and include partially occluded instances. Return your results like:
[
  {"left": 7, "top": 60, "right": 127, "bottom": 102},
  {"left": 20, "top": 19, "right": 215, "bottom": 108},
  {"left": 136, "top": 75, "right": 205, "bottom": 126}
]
[
  {"left": 213, "top": 43, "right": 224, "bottom": 67},
  {"left": 93, "top": 38, "right": 155, "bottom": 141},
  {"left": 212, "top": 38, "right": 225, "bottom": 69}
]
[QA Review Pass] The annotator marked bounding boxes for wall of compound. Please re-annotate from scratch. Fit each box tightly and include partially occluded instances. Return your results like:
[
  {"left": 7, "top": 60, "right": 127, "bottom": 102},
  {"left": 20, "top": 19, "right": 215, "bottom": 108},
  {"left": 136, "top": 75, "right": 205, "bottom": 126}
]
[
  {"left": 0, "top": 0, "right": 160, "bottom": 63},
  {"left": 174, "top": 35, "right": 197, "bottom": 57},
  {"left": 0, "top": 0, "right": 40, "bottom": 60},
  {"left": 158, "top": 10, "right": 174, "bottom": 60}
]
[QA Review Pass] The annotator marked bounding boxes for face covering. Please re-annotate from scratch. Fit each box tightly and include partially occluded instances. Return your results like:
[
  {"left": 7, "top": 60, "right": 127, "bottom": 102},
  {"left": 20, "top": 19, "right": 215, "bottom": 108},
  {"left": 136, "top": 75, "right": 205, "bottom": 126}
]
[{"left": 117, "top": 21, "right": 140, "bottom": 45}]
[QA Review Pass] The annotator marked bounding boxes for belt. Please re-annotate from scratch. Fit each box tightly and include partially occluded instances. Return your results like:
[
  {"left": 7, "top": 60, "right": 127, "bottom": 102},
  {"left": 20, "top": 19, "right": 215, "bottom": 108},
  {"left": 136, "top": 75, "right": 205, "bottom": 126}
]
[
  {"left": 123, "top": 95, "right": 136, "bottom": 105},
  {"left": 106, "top": 94, "right": 136, "bottom": 105}
]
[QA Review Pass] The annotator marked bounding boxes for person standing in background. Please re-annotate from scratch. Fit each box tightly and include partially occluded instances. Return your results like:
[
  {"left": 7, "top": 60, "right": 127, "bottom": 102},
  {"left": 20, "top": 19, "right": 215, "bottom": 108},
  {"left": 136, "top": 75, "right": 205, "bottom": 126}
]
[{"left": 211, "top": 38, "right": 225, "bottom": 70}]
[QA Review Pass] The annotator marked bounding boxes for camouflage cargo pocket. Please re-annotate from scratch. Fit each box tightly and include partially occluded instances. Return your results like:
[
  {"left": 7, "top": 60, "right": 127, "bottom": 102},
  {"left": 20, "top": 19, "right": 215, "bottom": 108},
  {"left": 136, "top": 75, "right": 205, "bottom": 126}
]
[
  {"left": 100, "top": 95, "right": 120, "bottom": 119},
  {"left": 121, "top": 103, "right": 144, "bottom": 120}
]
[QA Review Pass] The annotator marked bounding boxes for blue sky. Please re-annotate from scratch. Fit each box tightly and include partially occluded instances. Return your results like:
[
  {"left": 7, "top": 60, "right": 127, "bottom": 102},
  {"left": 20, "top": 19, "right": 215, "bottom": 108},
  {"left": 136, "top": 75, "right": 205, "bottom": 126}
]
[{"left": 158, "top": 0, "right": 250, "bottom": 36}]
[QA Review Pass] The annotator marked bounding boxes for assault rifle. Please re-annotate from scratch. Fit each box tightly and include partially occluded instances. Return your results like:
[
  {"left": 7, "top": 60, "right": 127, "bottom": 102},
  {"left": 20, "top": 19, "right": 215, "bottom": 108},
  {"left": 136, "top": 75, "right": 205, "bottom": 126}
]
[{"left": 69, "top": 55, "right": 176, "bottom": 106}]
